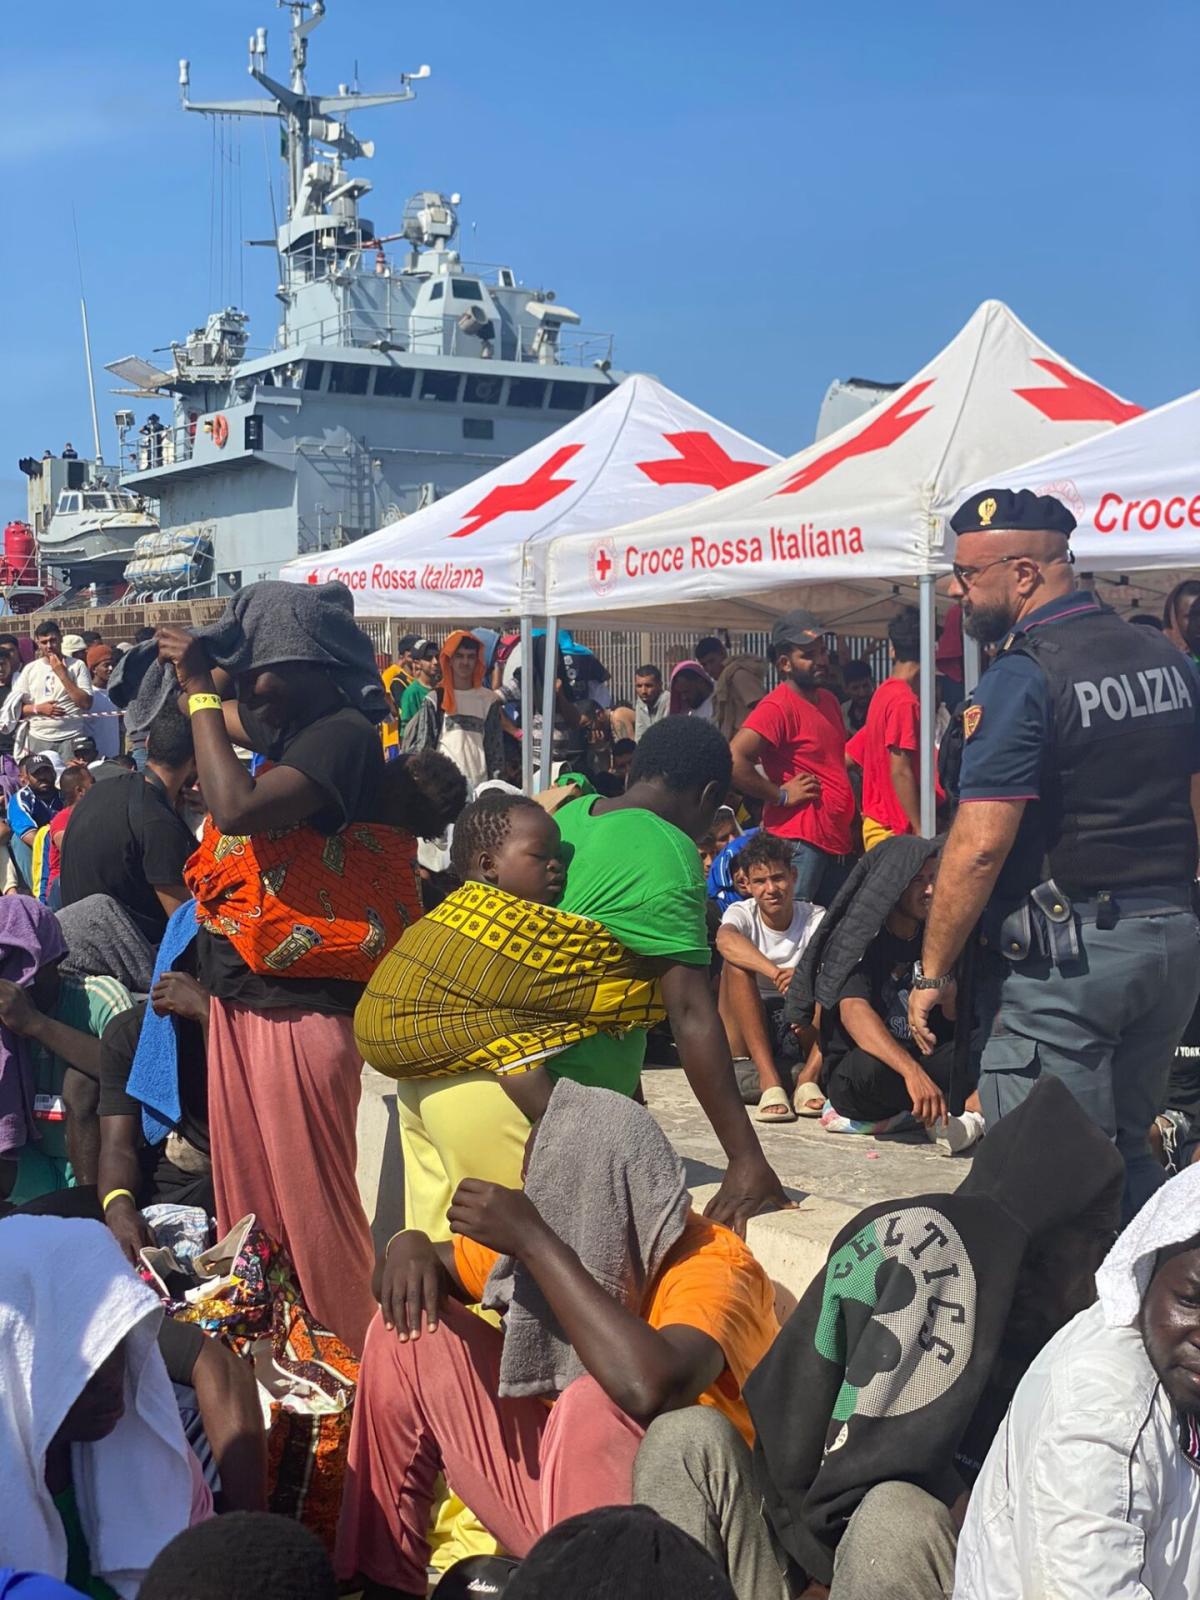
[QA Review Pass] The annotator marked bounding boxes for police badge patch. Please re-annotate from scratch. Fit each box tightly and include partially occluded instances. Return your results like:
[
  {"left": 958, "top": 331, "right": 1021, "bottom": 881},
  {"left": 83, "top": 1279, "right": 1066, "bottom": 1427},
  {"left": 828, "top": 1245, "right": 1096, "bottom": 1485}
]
[{"left": 963, "top": 704, "right": 984, "bottom": 740}]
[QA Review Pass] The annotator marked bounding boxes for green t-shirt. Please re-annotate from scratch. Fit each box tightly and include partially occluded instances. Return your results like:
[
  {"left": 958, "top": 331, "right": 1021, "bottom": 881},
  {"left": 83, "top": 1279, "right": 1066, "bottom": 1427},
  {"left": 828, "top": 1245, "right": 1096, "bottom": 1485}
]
[
  {"left": 550, "top": 797, "right": 710, "bottom": 1094},
  {"left": 10, "top": 973, "right": 135, "bottom": 1205},
  {"left": 399, "top": 679, "right": 432, "bottom": 726},
  {"left": 55, "top": 1483, "right": 121, "bottom": 1600}
]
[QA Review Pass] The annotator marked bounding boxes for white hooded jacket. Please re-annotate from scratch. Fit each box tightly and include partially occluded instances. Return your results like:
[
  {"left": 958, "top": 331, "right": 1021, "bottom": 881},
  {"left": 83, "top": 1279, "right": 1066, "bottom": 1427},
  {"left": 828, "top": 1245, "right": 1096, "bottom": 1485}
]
[
  {"left": 0, "top": 1216, "right": 209, "bottom": 1596},
  {"left": 954, "top": 1165, "right": 1200, "bottom": 1600}
]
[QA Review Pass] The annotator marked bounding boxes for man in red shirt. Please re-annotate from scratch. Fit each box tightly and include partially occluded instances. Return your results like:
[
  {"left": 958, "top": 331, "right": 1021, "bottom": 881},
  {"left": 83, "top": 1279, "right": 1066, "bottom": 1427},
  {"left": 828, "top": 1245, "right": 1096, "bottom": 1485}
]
[
  {"left": 47, "top": 764, "right": 94, "bottom": 894},
  {"left": 730, "top": 610, "right": 855, "bottom": 907},
  {"left": 847, "top": 607, "right": 923, "bottom": 850}
]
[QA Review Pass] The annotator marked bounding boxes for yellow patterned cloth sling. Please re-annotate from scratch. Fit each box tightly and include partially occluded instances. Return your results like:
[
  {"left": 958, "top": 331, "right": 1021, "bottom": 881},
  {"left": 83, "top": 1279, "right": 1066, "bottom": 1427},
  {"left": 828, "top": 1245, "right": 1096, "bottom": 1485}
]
[{"left": 354, "top": 882, "right": 664, "bottom": 1081}]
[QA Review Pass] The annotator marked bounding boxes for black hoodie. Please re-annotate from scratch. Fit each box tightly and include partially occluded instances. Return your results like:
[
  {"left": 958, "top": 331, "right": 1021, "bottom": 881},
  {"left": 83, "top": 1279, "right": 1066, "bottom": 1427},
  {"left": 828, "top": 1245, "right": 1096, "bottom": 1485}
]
[{"left": 744, "top": 1075, "right": 1123, "bottom": 1586}]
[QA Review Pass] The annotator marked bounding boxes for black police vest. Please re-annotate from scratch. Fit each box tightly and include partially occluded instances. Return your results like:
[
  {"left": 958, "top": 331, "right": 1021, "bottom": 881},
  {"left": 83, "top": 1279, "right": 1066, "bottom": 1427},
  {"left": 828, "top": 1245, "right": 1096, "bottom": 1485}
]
[{"left": 1008, "top": 607, "right": 1198, "bottom": 895}]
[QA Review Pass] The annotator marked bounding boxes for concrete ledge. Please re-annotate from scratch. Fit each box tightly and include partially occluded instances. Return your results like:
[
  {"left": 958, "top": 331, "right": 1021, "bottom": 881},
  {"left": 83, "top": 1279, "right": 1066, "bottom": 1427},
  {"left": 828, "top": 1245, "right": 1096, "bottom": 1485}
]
[{"left": 356, "top": 1064, "right": 853, "bottom": 1314}]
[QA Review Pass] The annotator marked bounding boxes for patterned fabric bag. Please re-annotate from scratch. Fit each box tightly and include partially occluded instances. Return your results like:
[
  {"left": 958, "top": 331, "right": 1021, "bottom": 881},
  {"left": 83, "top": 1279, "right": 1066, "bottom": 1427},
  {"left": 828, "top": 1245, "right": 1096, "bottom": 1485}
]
[
  {"left": 184, "top": 817, "right": 423, "bottom": 982},
  {"left": 139, "top": 1213, "right": 296, "bottom": 1340},
  {"left": 261, "top": 1299, "right": 359, "bottom": 1550}
]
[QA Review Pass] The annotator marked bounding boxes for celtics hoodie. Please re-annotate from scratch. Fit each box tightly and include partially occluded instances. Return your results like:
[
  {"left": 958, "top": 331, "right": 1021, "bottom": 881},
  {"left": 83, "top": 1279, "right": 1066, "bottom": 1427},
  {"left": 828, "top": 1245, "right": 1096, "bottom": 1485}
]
[{"left": 744, "top": 1075, "right": 1123, "bottom": 1586}]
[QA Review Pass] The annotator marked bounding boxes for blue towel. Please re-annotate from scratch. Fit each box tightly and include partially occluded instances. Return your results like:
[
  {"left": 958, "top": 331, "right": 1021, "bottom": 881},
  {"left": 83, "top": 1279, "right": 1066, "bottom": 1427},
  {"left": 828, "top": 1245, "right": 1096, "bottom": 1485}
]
[{"left": 126, "top": 900, "right": 201, "bottom": 1145}]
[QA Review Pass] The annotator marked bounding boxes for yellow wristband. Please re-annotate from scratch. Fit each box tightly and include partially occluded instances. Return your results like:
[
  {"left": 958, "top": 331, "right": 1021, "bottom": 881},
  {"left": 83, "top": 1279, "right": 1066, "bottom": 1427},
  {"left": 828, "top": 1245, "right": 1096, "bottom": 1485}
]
[
  {"left": 187, "top": 693, "right": 223, "bottom": 716},
  {"left": 101, "top": 1188, "right": 136, "bottom": 1212}
]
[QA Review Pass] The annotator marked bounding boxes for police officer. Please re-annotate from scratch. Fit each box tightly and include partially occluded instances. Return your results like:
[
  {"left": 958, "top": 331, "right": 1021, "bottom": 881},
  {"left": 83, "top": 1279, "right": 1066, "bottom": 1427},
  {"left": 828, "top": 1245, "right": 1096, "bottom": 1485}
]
[{"left": 908, "top": 487, "right": 1200, "bottom": 1218}]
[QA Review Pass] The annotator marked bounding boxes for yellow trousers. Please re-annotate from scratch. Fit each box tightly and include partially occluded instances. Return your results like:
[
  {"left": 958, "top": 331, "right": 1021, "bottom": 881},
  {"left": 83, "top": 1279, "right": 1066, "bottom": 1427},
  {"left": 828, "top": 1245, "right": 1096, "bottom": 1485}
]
[
  {"left": 395, "top": 1069, "right": 531, "bottom": 1569},
  {"left": 395, "top": 1068, "right": 531, "bottom": 1240}
]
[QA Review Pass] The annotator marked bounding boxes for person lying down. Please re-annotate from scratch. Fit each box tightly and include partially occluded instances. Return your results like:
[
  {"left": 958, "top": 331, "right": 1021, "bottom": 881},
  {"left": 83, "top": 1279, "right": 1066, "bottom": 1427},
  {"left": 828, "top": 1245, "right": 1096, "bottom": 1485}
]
[{"left": 354, "top": 789, "right": 664, "bottom": 1102}]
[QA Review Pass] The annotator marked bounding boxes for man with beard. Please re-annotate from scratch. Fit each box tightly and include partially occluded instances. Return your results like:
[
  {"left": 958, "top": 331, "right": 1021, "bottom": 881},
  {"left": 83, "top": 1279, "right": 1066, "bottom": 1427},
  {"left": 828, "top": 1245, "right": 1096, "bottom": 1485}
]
[
  {"left": 730, "top": 612, "right": 855, "bottom": 907},
  {"left": 909, "top": 488, "right": 1200, "bottom": 1221}
]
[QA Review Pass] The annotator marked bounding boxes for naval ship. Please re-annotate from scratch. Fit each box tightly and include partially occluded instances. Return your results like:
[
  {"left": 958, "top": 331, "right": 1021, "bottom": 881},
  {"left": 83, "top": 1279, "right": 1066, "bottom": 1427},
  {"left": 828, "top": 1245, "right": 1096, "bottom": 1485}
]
[{"left": 100, "top": 0, "right": 620, "bottom": 601}]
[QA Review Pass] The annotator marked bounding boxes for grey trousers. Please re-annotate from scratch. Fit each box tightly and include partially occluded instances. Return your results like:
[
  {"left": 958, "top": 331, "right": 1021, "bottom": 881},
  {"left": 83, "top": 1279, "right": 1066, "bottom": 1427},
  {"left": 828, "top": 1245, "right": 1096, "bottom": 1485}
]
[
  {"left": 976, "top": 909, "right": 1200, "bottom": 1220},
  {"left": 634, "top": 1407, "right": 957, "bottom": 1600}
]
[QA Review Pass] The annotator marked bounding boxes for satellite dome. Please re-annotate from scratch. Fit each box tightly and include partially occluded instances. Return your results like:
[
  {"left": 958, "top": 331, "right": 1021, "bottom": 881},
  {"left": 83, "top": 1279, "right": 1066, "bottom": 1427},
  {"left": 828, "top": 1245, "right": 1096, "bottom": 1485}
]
[{"left": 402, "top": 191, "right": 460, "bottom": 249}]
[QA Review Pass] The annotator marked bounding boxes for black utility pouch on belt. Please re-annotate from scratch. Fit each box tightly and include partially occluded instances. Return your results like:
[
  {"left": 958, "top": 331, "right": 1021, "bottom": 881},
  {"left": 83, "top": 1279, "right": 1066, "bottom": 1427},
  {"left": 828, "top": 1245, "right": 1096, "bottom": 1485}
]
[{"left": 991, "top": 878, "right": 1081, "bottom": 967}]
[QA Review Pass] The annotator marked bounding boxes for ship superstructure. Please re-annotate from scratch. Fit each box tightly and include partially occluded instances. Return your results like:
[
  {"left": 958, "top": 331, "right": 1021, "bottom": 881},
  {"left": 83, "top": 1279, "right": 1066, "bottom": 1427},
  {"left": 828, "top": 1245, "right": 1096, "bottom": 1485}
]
[{"left": 108, "top": 0, "right": 620, "bottom": 599}]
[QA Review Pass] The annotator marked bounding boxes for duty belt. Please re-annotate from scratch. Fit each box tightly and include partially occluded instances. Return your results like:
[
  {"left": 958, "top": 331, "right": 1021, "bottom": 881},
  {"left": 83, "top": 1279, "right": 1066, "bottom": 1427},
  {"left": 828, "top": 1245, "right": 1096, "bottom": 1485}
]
[{"left": 982, "top": 881, "right": 1194, "bottom": 968}]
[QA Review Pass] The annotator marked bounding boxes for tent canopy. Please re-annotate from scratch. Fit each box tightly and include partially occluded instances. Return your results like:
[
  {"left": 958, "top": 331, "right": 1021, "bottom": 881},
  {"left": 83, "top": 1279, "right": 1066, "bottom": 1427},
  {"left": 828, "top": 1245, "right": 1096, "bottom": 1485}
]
[
  {"left": 945, "top": 385, "right": 1199, "bottom": 584},
  {"left": 543, "top": 300, "right": 1143, "bottom": 629},
  {"left": 278, "top": 373, "right": 779, "bottom": 617}
]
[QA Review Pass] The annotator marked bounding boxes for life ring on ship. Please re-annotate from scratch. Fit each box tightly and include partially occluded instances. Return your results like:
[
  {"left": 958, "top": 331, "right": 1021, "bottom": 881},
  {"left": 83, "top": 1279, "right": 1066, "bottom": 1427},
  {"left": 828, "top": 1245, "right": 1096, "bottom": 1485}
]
[{"left": 211, "top": 414, "right": 229, "bottom": 449}]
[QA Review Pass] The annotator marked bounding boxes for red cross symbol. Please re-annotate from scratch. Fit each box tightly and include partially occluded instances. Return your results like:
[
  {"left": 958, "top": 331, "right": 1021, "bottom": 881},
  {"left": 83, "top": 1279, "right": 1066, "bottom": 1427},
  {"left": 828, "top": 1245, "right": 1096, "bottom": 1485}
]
[
  {"left": 594, "top": 545, "right": 613, "bottom": 582},
  {"left": 449, "top": 444, "right": 584, "bottom": 538},
  {"left": 635, "top": 431, "right": 768, "bottom": 490},
  {"left": 1014, "top": 360, "right": 1145, "bottom": 425},
  {"left": 776, "top": 381, "right": 936, "bottom": 495}
]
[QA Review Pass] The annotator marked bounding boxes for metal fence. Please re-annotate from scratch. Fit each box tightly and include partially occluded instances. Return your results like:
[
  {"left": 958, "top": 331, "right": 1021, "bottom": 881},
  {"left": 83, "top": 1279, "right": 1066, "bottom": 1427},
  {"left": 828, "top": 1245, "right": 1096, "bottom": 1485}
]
[{"left": 26, "top": 604, "right": 891, "bottom": 702}]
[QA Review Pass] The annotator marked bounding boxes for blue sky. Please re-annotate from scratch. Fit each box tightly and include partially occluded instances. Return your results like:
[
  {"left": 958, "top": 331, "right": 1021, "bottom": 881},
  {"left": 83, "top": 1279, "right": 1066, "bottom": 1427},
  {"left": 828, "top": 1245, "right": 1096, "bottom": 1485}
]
[{"left": 2, "top": 0, "right": 1196, "bottom": 509}]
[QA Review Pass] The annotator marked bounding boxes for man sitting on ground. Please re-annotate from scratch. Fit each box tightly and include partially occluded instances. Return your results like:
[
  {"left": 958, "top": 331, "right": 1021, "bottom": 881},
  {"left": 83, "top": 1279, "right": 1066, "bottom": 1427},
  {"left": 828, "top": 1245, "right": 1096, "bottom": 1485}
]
[
  {"left": 637, "top": 1078, "right": 1123, "bottom": 1600},
  {"left": 716, "top": 832, "right": 824, "bottom": 1123},
  {"left": 955, "top": 1161, "right": 1200, "bottom": 1600},
  {"left": 633, "top": 664, "right": 668, "bottom": 740},
  {"left": 336, "top": 1078, "right": 778, "bottom": 1599},
  {"left": 788, "top": 836, "right": 970, "bottom": 1139}
]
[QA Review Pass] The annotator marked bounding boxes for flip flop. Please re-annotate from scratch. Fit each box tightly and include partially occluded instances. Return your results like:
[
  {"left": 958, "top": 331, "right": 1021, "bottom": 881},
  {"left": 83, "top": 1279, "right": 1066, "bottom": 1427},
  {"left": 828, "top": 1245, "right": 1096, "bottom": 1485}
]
[
  {"left": 755, "top": 1085, "right": 797, "bottom": 1123},
  {"left": 792, "top": 1081, "right": 826, "bottom": 1118}
]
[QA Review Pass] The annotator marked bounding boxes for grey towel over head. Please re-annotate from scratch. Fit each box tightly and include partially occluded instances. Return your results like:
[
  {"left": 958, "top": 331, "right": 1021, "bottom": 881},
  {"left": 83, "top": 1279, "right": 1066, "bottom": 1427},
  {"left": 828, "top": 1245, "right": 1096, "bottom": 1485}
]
[
  {"left": 482, "top": 1077, "right": 691, "bottom": 1400},
  {"left": 57, "top": 894, "right": 157, "bottom": 993},
  {"left": 107, "top": 580, "right": 388, "bottom": 737}
]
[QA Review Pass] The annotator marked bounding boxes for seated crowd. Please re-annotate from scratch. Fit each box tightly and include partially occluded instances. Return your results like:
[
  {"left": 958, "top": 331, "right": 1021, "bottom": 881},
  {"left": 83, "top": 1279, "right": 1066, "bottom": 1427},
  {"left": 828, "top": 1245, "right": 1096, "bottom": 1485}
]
[{"left": 3, "top": 588, "right": 1199, "bottom": 1600}]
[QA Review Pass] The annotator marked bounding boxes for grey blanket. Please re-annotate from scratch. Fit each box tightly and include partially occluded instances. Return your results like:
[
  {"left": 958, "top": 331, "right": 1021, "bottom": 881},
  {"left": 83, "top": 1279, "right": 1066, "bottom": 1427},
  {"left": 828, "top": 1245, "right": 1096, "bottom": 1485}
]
[
  {"left": 107, "top": 580, "right": 388, "bottom": 736},
  {"left": 482, "top": 1078, "right": 691, "bottom": 1399},
  {"left": 57, "top": 895, "right": 156, "bottom": 993}
]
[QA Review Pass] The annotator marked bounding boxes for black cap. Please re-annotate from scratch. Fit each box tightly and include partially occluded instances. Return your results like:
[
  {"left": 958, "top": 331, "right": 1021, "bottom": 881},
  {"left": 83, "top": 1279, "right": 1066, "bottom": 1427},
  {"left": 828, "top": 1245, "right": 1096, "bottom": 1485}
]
[
  {"left": 506, "top": 1507, "right": 735, "bottom": 1600},
  {"left": 770, "top": 608, "right": 824, "bottom": 652},
  {"left": 396, "top": 633, "right": 420, "bottom": 654},
  {"left": 949, "top": 487, "right": 1076, "bottom": 539},
  {"left": 432, "top": 1555, "right": 521, "bottom": 1599}
]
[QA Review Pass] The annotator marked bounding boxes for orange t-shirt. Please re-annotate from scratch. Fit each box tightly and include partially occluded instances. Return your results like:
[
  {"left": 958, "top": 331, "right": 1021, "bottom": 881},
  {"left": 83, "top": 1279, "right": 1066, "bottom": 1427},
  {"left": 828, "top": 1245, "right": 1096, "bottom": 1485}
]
[{"left": 452, "top": 1210, "right": 779, "bottom": 1444}]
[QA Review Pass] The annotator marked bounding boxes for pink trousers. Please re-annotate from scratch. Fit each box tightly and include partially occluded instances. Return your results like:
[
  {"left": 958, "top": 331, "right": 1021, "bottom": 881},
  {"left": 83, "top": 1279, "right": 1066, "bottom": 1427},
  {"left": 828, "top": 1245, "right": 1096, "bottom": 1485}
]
[
  {"left": 336, "top": 1302, "right": 645, "bottom": 1590},
  {"left": 207, "top": 1000, "right": 377, "bottom": 1355}
]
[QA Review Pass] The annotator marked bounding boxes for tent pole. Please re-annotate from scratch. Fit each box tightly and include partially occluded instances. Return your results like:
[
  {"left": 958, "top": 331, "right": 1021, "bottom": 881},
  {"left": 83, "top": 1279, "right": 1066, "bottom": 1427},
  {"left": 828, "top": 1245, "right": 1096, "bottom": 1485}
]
[
  {"left": 520, "top": 616, "right": 535, "bottom": 795},
  {"left": 539, "top": 617, "right": 558, "bottom": 791},
  {"left": 919, "top": 575, "right": 937, "bottom": 837}
]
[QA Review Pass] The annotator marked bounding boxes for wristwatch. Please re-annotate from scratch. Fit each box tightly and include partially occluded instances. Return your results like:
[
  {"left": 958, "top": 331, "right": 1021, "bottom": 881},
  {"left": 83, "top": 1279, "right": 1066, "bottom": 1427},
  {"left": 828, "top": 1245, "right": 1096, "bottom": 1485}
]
[{"left": 912, "top": 961, "right": 954, "bottom": 991}]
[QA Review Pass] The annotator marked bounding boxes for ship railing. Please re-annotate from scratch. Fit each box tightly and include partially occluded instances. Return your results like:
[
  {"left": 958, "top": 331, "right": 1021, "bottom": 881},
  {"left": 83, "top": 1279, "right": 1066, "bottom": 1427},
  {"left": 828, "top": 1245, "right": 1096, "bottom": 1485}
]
[
  {"left": 281, "top": 310, "right": 615, "bottom": 368},
  {"left": 120, "top": 424, "right": 196, "bottom": 475}
]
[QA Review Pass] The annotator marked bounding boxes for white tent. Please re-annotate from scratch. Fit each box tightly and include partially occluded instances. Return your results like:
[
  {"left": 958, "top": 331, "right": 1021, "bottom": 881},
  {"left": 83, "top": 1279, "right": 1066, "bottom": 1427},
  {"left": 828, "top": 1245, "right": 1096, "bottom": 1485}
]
[
  {"left": 942, "top": 385, "right": 1198, "bottom": 609},
  {"left": 543, "top": 300, "right": 1143, "bottom": 631},
  {"left": 540, "top": 300, "right": 1141, "bottom": 818},
  {"left": 278, "top": 373, "right": 780, "bottom": 616}
]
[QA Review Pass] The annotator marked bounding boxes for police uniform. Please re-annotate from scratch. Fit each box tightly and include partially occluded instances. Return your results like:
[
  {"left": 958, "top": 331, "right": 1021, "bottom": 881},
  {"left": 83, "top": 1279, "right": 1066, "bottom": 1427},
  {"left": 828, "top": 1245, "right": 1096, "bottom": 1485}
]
[{"left": 952, "top": 488, "right": 1200, "bottom": 1216}]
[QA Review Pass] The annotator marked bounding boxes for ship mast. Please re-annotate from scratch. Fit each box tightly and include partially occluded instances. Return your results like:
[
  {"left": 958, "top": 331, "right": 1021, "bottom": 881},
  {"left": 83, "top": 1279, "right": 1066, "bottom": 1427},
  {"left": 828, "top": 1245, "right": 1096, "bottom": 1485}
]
[{"left": 178, "top": 0, "right": 429, "bottom": 227}]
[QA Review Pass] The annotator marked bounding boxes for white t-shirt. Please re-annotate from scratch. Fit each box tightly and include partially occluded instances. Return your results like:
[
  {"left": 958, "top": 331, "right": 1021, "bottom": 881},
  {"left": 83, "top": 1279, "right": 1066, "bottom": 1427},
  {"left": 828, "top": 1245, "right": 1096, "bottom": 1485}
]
[
  {"left": 81, "top": 687, "right": 121, "bottom": 757},
  {"left": 721, "top": 896, "right": 825, "bottom": 997},
  {"left": 14, "top": 657, "right": 93, "bottom": 741}
]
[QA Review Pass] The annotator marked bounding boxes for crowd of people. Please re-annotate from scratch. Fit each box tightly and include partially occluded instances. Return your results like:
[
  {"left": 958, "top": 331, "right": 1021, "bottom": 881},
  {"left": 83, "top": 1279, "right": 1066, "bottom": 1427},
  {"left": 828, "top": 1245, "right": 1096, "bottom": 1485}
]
[{"left": 4, "top": 489, "right": 1200, "bottom": 1599}]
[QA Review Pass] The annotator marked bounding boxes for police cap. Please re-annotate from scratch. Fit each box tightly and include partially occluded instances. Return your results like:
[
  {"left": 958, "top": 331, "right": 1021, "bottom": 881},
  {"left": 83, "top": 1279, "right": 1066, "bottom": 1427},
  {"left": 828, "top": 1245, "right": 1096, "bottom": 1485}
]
[{"left": 949, "top": 488, "right": 1076, "bottom": 540}]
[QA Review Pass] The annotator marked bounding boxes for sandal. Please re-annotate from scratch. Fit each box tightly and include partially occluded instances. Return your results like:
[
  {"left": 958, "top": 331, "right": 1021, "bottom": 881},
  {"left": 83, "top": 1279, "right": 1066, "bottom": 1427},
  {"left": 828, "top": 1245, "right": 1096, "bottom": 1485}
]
[
  {"left": 755, "top": 1085, "right": 797, "bottom": 1123},
  {"left": 793, "top": 1081, "right": 826, "bottom": 1118}
]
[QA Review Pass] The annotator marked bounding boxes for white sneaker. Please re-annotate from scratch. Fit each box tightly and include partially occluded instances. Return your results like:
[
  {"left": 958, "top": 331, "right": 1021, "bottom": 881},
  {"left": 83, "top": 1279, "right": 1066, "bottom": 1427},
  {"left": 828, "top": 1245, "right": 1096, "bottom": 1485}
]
[{"left": 929, "top": 1109, "right": 986, "bottom": 1157}]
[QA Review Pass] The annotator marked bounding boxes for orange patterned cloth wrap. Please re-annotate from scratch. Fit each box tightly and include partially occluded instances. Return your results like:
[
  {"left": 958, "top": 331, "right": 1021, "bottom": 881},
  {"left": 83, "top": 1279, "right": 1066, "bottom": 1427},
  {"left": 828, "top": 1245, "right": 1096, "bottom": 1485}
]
[
  {"left": 184, "top": 817, "right": 422, "bottom": 983},
  {"left": 354, "top": 880, "right": 664, "bottom": 1081}
]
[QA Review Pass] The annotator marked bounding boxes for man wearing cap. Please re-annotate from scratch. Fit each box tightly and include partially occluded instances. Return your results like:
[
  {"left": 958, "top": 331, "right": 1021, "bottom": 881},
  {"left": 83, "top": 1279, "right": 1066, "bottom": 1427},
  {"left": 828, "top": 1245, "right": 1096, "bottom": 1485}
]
[
  {"left": 730, "top": 611, "right": 855, "bottom": 907},
  {"left": 909, "top": 488, "right": 1200, "bottom": 1219},
  {"left": 381, "top": 634, "right": 420, "bottom": 760},
  {"left": 10, "top": 621, "right": 93, "bottom": 763},
  {"left": 398, "top": 639, "right": 441, "bottom": 727}
]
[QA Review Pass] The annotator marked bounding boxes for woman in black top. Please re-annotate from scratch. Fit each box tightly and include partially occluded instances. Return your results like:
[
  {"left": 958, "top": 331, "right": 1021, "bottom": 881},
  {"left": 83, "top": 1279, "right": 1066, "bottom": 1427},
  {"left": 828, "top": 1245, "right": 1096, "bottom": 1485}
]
[{"left": 156, "top": 607, "right": 388, "bottom": 1354}]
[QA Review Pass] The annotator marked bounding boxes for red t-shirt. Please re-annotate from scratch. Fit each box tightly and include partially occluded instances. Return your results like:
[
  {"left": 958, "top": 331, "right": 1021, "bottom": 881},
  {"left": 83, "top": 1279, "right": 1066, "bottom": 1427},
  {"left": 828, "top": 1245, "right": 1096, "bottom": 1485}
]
[
  {"left": 742, "top": 684, "right": 854, "bottom": 853},
  {"left": 47, "top": 806, "right": 73, "bottom": 884},
  {"left": 857, "top": 676, "right": 921, "bottom": 835}
]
